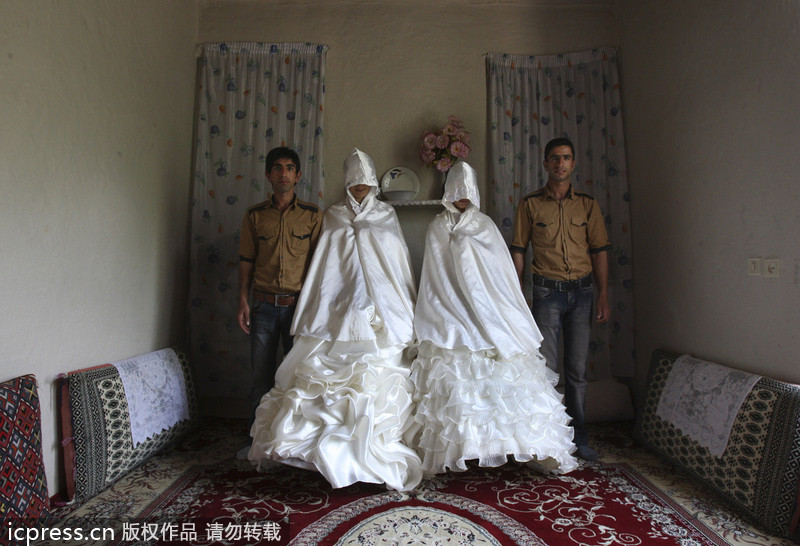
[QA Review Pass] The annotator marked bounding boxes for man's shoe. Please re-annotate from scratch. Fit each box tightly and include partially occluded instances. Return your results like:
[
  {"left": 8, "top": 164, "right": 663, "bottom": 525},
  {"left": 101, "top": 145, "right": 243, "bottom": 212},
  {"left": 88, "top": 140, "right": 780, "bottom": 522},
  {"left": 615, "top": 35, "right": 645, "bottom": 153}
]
[
  {"left": 575, "top": 444, "right": 599, "bottom": 461},
  {"left": 236, "top": 444, "right": 251, "bottom": 460}
]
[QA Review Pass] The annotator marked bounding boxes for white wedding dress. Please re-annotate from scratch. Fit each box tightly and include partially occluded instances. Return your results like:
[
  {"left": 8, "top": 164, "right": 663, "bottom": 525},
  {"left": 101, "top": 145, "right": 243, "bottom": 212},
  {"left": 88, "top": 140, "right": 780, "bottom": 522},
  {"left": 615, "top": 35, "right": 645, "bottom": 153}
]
[
  {"left": 408, "top": 161, "right": 578, "bottom": 477},
  {"left": 247, "top": 149, "right": 422, "bottom": 492}
]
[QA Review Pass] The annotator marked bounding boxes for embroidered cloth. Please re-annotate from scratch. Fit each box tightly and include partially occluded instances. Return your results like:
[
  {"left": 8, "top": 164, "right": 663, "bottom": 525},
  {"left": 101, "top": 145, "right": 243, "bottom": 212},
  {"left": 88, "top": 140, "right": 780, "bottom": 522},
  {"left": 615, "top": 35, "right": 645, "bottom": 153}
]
[
  {"left": 656, "top": 354, "right": 760, "bottom": 457},
  {"left": 113, "top": 348, "right": 190, "bottom": 447}
]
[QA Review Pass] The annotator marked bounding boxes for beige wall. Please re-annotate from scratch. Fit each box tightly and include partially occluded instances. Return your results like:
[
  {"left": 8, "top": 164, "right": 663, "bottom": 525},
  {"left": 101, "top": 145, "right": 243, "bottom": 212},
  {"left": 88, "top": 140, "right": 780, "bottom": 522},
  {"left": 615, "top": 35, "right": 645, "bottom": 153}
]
[
  {"left": 619, "top": 0, "right": 800, "bottom": 400},
  {"left": 0, "top": 1, "right": 198, "bottom": 494}
]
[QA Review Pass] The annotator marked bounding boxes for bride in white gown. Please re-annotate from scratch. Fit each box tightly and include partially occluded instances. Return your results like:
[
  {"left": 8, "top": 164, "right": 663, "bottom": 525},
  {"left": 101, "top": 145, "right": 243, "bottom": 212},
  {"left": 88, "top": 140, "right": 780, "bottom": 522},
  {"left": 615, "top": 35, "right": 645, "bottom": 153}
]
[
  {"left": 408, "top": 161, "right": 578, "bottom": 477},
  {"left": 247, "top": 148, "right": 422, "bottom": 492}
]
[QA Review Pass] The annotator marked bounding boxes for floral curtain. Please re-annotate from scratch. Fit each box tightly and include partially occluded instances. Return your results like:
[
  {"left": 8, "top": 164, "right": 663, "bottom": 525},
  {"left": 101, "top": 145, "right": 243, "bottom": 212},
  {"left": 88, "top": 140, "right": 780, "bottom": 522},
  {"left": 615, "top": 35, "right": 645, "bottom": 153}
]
[
  {"left": 188, "top": 42, "right": 327, "bottom": 403},
  {"left": 485, "top": 47, "right": 634, "bottom": 378}
]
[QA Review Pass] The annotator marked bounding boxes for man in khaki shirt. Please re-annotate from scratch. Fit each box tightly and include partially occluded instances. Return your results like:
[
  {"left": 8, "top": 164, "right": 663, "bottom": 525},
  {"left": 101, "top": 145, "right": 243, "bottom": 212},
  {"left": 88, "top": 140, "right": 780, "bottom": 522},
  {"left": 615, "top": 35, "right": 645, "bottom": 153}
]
[
  {"left": 511, "top": 137, "right": 610, "bottom": 461},
  {"left": 238, "top": 147, "right": 321, "bottom": 434}
]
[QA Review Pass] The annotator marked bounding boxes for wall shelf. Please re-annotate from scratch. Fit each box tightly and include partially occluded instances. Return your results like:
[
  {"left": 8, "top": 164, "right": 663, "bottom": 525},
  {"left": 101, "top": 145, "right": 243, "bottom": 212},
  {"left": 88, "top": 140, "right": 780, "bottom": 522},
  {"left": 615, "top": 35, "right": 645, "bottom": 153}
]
[{"left": 382, "top": 200, "right": 442, "bottom": 207}]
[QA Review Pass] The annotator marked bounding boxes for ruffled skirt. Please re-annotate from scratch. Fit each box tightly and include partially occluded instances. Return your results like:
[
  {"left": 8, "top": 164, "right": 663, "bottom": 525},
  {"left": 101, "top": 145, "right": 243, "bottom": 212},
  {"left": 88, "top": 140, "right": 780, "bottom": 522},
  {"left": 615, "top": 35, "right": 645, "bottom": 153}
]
[
  {"left": 407, "top": 341, "right": 578, "bottom": 477},
  {"left": 248, "top": 336, "right": 422, "bottom": 492}
]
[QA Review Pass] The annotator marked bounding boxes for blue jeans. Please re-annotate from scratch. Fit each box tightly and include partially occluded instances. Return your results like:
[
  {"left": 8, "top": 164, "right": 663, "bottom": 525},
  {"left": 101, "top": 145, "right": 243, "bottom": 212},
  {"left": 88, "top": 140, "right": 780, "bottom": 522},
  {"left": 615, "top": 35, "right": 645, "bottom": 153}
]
[
  {"left": 531, "top": 280, "right": 593, "bottom": 447},
  {"left": 248, "top": 300, "right": 295, "bottom": 423}
]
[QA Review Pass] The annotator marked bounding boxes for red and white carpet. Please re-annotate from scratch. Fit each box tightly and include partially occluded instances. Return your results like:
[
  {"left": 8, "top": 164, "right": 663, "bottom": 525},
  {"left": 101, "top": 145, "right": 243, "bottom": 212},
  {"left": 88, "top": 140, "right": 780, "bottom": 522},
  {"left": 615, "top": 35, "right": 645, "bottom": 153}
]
[{"left": 128, "top": 460, "right": 723, "bottom": 545}]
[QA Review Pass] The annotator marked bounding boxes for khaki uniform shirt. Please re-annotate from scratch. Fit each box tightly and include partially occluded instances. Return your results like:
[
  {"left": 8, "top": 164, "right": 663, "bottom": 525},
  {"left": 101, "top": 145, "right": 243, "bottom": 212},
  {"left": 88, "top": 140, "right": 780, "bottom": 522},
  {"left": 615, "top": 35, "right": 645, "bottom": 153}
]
[
  {"left": 239, "top": 195, "right": 322, "bottom": 294},
  {"left": 511, "top": 185, "right": 610, "bottom": 281}
]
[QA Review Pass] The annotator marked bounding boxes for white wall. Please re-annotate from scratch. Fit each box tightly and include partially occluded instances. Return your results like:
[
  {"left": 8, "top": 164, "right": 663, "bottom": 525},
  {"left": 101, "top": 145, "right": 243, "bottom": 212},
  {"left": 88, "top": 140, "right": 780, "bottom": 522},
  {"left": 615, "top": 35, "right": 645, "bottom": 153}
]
[
  {"left": 618, "top": 0, "right": 800, "bottom": 399},
  {"left": 0, "top": 0, "right": 198, "bottom": 495}
]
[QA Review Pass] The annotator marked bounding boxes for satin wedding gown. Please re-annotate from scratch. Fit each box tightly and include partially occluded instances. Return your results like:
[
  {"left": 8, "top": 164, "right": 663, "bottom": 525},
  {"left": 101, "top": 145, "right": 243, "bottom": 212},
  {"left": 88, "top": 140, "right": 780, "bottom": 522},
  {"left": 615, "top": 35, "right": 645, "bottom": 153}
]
[{"left": 247, "top": 149, "right": 422, "bottom": 492}]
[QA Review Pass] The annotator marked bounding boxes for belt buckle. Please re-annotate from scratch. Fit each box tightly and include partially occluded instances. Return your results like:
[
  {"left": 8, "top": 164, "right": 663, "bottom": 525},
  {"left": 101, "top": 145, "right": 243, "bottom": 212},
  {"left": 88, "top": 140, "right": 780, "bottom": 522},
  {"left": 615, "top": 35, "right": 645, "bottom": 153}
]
[
  {"left": 274, "top": 294, "right": 292, "bottom": 308},
  {"left": 558, "top": 279, "right": 578, "bottom": 292}
]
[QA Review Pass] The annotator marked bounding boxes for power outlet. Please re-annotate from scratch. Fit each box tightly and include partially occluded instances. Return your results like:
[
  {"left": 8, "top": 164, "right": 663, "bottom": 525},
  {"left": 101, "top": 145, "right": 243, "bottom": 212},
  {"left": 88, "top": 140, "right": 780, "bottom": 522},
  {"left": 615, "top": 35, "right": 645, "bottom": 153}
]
[
  {"left": 747, "top": 258, "right": 762, "bottom": 276},
  {"left": 764, "top": 259, "right": 780, "bottom": 278}
]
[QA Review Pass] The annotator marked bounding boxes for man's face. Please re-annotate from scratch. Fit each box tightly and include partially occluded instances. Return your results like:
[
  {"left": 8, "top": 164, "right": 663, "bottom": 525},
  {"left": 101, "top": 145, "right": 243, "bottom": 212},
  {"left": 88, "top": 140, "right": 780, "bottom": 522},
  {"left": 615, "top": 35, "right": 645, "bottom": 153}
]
[
  {"left": 453, "top": 198, "right": 471, "bottom": 212},
  {"left": 544, "top": 145, "right": 575, "bottom": 183},
  {"left": 268, "top": 158, "right": 300, "bottom": 195},
  {"left": 349, "top": 184, "right": 370, "bottom": 204}
]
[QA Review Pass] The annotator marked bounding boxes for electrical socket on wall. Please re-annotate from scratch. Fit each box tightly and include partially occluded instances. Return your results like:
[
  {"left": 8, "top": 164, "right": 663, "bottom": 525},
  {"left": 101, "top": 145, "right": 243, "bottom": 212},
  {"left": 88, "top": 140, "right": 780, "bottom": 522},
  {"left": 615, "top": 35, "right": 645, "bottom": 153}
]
[
  {"left": 763, "top": 258, "right": 780, "bottom": 278},
  {"left": 747, "top": 258, "right": 762, "bottom": 276}
]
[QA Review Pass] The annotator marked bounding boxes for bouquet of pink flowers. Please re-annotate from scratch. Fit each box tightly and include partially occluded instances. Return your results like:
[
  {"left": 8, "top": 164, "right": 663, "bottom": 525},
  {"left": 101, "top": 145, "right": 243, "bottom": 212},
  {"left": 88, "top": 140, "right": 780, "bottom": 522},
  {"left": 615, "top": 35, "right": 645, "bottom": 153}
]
[{"left": 419, "top": 116, "right": 471, "bottom": 172}]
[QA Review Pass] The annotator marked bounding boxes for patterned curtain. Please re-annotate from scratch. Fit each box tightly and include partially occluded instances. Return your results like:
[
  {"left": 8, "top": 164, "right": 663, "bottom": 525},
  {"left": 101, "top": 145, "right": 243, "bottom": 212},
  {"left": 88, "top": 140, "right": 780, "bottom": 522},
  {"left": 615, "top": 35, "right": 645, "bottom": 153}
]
[
  {"left": 485, "top": 47, "right": 634, "bottom": 378},
  {"left": 189, "top": 42, "right": 327, "bottom": 403}
]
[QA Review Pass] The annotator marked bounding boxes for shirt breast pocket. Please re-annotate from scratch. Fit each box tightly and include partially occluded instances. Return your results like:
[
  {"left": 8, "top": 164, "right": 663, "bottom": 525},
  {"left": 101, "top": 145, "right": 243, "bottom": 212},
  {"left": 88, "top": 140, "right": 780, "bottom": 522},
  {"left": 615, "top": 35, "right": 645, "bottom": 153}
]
[
  {"left": 289, "top": 230, "right": 312, "bottom": 254},
  {"left": 255, "top": 226, "right": 276, "bottom": 254},
  {"left": 532, "top": 212, "right": 557, "bottom": 241},
  {"left": 568, "top": 215, "right": 589, "bottom": 241}
]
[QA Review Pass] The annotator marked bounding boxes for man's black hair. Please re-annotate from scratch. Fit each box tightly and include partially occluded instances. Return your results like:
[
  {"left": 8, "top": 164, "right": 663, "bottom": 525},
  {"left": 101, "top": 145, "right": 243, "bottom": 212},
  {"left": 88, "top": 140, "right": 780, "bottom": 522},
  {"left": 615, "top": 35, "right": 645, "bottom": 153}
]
[
  {"left": 544, "top": 138, "right": 575, "bottom": 160},
  {"left": 265, "top": 147, "right": 301, "bottom": 174}
]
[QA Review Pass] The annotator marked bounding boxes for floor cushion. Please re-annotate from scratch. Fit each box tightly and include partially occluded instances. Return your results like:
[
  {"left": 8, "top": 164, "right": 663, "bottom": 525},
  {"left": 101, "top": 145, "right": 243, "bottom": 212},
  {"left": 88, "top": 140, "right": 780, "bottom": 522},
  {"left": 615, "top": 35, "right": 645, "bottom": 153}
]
[
  {"left": 0, "top": 374, "right": 50, "bottom": 522},
  {"left": 636, "top": 349, "right": 800, "bottom": 540},
  {"left": 60, "top": 346, "right": 197, "bottom": 503}
]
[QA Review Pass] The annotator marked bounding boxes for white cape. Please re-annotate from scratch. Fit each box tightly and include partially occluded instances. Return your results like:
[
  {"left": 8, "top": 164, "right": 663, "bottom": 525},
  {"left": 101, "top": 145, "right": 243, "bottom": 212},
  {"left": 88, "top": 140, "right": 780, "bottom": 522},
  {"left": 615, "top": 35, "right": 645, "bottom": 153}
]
[
  {"left": 248, "top": 149, "right": 421, "bottom": 492},
  {"left": 414, "top": 206, "right": 543, "bottom": 359},
  {"left": 290, "top": 198, "right": 415, "bottom": 347},
  {"left": 410, "top": 161, "right": 578, "bottom": 476}
]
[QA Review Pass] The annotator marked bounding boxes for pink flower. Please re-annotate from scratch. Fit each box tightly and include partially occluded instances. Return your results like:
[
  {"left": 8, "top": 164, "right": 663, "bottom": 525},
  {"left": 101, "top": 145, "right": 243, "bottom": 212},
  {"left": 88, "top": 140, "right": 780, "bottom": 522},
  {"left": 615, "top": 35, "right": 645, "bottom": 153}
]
[
  {"left": 422, "top": 132, "right": 437, "bottom": 148},
  {"left": 449, "top": 141, "right": 470, "bottom": 158},
  {"left": 436, "top": 157, "right": 453, "bottom": 172},
  {"left": 418, "top": 115, "right": 471, "bottom": 170}
]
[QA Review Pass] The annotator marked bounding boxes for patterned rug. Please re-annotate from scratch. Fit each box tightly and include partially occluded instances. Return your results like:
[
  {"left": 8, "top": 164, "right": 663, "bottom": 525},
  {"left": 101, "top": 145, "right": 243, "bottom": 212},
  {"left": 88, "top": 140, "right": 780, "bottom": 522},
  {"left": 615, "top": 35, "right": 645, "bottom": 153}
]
[
  {"left": 111, "top": 460, "right": 724, "bottom": 545},
  {"left": 42, "top": 418, "right": 794, "bottom": 546}
]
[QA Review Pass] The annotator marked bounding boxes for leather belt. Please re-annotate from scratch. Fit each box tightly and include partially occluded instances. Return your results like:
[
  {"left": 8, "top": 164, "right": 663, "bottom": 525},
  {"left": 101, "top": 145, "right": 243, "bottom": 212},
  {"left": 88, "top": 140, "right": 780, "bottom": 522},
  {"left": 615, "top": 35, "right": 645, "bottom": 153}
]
[
  {"left": 533, "top": 274, "right": 592, "bottom": 292},
  {"left": 253, "top": 291, "right": 298, "bottom": 307}
]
